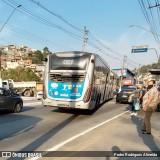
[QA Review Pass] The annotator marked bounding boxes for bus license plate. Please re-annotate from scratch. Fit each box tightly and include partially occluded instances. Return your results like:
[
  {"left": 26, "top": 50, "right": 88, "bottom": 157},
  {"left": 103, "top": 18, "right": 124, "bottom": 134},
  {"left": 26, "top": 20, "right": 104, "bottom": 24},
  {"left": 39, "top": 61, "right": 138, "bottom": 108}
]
[{"left": 58, "top": 104, "right": 69, "bottom": 107}]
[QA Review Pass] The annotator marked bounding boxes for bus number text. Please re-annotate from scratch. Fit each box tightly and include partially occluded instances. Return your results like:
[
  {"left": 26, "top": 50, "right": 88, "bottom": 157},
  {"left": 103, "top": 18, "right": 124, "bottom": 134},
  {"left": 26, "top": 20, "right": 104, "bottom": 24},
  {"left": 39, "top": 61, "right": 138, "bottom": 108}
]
[{"left": 63, "top": 60, "right": 73, "bottom": 65}]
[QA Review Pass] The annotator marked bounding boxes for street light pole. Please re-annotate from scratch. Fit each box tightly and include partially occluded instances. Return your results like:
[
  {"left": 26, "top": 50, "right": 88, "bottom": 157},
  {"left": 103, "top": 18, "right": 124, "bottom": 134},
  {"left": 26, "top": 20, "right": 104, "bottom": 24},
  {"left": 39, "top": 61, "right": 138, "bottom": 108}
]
[
  {"left": 129, "top": 25, "right": 160, "bottom": 37},
  {"left": 148, "top": 48, "right": 159, "bottom": 63},
  {"left": 0, "top": 4, "right": 21, "bottom": 87},
  {"left": 129, "top": 25, "right": 160, "bottom": 63}
]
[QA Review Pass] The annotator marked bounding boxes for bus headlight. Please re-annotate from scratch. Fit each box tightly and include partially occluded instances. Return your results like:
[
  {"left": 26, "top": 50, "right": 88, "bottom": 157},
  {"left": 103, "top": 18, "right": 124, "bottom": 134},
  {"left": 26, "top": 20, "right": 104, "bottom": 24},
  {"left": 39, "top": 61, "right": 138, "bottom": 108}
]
[{"left": 83, "top": 85, "right": 92, "bottom": 103}]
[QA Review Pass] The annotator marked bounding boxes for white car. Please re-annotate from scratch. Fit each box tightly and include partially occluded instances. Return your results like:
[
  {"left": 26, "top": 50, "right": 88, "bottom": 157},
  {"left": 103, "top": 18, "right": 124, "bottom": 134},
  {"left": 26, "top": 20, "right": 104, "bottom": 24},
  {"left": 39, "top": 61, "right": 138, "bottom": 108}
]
[{"left": 36, "top": 91, "right": 43, "bottom": 100}]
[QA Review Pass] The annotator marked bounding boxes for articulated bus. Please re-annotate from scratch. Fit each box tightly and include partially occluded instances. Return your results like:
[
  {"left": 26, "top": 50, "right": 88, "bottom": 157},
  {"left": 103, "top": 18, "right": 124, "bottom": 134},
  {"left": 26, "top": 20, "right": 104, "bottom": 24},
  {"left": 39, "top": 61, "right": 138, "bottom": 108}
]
[{"left": 42, "top": 51, "right": 117, "bottom": 110}]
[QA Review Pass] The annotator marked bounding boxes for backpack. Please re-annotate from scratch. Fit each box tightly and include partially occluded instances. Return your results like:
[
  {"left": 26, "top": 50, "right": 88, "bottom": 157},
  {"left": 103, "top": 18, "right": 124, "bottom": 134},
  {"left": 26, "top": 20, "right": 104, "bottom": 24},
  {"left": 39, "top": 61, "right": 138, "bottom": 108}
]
[
  {"left": 133, "top": 90, "right": 140, "bottom": 99},
  {"left": 139, "top": 89, "right": 146, "bottom": 100},
  {"left": 142, "top": 89, "right": 146, "bottom": 96},
  {"left": 157, "top": 93, "right": 160, "bottom": 104},
  {"left": 156, "top": 93, "right": 160, "bottom": 112}
]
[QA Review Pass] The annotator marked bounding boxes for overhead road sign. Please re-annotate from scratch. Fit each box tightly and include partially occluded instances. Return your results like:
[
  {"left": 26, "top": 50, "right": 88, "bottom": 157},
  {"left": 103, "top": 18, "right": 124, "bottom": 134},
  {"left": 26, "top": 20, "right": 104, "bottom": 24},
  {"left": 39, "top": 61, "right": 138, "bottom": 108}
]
[{"left": 131, "top": 45, "right": 148, "bottom": 53}]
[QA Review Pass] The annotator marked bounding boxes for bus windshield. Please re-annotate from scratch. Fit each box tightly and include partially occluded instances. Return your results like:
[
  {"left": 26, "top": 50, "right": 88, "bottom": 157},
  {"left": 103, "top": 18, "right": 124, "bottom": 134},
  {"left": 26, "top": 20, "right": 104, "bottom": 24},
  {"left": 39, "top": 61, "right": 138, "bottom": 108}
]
[{"left": 49, "top": 54, "right": 90, "bottom": 70}]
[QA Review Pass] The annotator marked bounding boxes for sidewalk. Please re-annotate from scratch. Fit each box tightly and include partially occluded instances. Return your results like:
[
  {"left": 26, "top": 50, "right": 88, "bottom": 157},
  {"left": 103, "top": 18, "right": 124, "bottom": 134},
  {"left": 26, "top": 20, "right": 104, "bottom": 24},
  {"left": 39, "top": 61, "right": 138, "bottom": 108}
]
[{"left": 50, "top": 110, "right": 160, "bottom": 160}]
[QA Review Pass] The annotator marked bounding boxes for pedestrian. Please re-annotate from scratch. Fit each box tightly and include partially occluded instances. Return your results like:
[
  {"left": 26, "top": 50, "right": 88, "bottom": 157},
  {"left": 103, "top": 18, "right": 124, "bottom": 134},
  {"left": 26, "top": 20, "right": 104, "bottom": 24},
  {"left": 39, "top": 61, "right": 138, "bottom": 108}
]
[
  {"left": 156, "top": 81, "right": 160, "bottom": 112},
  {"left": 130, "top": 85, "right": 141, "bottom": 116},
  {"left": 127, "top": 85, "right": 141, "bottom": 116},
  {"left": 139, "top": 86, "right": 147, "bottom": 109},
  {"left": 142, "top": 79, "right": 159, "bottom": 134},
  {"left": 157, "top": 82, "right": 160, "bottom": 92}
]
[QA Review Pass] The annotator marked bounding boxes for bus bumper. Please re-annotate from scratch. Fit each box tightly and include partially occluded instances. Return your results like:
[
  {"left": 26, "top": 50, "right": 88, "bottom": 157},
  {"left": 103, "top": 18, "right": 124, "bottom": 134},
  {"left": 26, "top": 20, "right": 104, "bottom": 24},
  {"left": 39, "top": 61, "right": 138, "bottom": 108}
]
[{"left": 42, "top": 98, "right": 93, "bottom": 110}]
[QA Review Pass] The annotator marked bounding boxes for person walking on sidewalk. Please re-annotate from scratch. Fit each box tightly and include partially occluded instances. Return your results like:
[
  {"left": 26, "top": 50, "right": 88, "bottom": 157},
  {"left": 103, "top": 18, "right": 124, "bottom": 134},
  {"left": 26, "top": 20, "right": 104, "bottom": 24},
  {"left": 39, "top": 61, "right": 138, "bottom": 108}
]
[{"left": 142, "top": 79, "right": 159, "bottom": 135}]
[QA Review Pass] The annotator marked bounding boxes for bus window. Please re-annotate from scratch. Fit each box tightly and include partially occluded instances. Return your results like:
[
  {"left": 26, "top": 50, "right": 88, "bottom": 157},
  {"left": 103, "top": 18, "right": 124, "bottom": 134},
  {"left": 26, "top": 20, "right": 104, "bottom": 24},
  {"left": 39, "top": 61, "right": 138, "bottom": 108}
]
[{"left": 49, "top": 54, "right": 90, "bottom": 70}]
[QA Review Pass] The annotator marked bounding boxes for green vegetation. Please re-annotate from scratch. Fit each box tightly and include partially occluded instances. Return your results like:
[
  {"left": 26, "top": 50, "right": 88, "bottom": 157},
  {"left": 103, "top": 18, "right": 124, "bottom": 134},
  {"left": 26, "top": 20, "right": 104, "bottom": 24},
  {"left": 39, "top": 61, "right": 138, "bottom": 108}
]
[
  {"left": 23, "top": 47, "right": 51, "bottom": 64},
  {"left": 1, "top": 47, "right": 52, "bottom": 81},
  {"left": 2, "top": 67, "right": 40, "bottom": 82},
  {"left": 132, "top": 61, "right": 160, "bottom": 76}
]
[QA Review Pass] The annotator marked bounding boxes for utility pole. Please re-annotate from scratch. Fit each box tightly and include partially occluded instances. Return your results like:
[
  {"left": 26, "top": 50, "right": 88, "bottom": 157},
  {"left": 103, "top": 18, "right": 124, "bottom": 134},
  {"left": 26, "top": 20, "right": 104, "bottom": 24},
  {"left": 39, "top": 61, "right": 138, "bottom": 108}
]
[
  {"left": 137, "top": 64, "right": 141, "bottom": 84},
  {"left": 148, "top": 3, "right": 160, "bottom": 9},
  {"left": 82, "top": 26, "right": 88, "bottom": 52},
  {"left": 120, "top": 55, "right": 127, "bottom": 87},
  {"left": 0, "top": 50, "right": 1, "bottom": 80}
]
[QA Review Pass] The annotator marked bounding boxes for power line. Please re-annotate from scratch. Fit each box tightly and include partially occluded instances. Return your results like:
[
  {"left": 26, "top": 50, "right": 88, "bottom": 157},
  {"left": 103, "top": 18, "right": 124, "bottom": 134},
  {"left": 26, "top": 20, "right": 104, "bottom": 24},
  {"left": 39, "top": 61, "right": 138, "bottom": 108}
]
[
  {"left": 27, "top": 0, "right": 83, "bottom": 33},
  {"left": 1, "top": 0, "right": 140, "bottom": 68},
  {"left": 1, "top": 0, "right": 83, "bottom": 41},
  {"left": 88, "top": 32, "right": 123, "bottom": 58},
  {"left": 138, "top": 0, "right": 160, "bottom": 50},
  {"left": 88, "top": 31, "right": 139, "bottom": 66},
  {"left": 147, "top": 0, "right": 160, "bottom": 48},
  {"left": 0, "top": 20, "right": 76, "bottom": 51}
]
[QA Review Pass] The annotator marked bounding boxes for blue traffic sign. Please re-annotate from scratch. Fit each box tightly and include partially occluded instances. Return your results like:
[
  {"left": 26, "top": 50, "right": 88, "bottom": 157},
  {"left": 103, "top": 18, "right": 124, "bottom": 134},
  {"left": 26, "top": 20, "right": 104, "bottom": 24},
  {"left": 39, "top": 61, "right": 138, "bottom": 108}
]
[{"left": 131, "top": 48, "right": 148, "bottom": 53}]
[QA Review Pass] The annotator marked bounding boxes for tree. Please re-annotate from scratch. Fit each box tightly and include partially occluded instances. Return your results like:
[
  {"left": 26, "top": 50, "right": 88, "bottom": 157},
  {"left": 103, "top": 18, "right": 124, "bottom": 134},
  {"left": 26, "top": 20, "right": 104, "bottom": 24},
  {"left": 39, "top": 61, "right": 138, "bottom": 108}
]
[
  {"left": 2, "top": 67, "right": 40, "bottom": 82},
  {"left": 132, "top": 61, "right": 160, "bottom": 76},
  {"left": 42, "top": 47, "right": 51, "bottom": 60},
  {"left": 32, "top": 50, "right": 43, "bottom": 64},
  {"left": 22, "top": 47, "right": 51, "bottom": 64},
  {"left": 23, "top": 50, "right": 43, "bottom": 64}
]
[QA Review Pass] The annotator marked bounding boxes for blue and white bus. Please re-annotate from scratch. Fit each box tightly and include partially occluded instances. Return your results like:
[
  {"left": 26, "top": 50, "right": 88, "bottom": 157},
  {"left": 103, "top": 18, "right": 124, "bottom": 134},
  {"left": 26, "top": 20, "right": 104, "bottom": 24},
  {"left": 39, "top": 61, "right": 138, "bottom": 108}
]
[{"left": 42, "top": 51, "right": 117, "bottom": 110}]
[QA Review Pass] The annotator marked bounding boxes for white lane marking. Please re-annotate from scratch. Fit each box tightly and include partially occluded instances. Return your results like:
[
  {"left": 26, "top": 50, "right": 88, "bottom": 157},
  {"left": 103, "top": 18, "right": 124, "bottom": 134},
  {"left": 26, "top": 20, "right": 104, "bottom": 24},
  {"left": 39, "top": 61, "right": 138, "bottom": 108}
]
[
  {"left": 29, "top": 110, "right": 129, "bottom": 160},
  {"left": 1, "top": 124, "right": 37, "bottom": 142},
  {"left": 13, "top": 124, "right": 37, "bottom": 136}
]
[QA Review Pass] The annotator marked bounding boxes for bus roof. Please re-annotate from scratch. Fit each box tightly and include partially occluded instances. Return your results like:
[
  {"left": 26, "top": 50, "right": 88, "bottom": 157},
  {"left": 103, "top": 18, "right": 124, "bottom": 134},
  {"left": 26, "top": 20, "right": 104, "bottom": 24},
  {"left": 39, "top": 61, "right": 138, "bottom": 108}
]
[
  {"left": 52, "top": 51, "right": 92, "bottom": 57},
  {"left": 50, "top": 51, "right": 112, "bottom": 71}
]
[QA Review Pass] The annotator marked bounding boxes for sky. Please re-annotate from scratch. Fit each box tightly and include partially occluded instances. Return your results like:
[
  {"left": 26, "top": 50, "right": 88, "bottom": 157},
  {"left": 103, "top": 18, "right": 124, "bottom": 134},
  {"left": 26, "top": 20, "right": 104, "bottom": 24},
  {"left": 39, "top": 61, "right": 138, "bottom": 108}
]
[{"left": 0, "top": 0, "right": 159, "bottom": 70}]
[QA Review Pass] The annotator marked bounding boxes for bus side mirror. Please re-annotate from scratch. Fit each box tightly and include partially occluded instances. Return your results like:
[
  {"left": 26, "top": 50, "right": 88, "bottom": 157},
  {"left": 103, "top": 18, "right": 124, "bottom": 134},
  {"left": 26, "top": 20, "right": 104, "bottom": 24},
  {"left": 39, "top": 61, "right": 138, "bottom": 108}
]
[
  {"left": 91, "top": 59, "right": 94, "bottom": 63},
  {"left": 43, "top": 58, "right": 48, "bottom": 62}
]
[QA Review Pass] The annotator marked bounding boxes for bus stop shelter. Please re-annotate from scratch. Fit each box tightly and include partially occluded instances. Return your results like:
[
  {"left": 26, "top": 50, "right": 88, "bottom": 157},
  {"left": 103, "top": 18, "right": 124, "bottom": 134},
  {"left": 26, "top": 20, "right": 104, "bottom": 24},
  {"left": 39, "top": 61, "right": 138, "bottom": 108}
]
[
  {"left": 148, "top": 69, "right": 160, "bottom": 86},
  {"left": 149, "top": 69, "right": 160, "bottom": 75}
]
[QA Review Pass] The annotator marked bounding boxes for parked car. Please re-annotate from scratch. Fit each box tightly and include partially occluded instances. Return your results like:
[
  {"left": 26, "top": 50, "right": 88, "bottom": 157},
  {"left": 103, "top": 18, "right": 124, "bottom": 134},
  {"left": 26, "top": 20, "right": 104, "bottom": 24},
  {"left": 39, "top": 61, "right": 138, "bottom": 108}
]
[
  {"left": 0, "top": 88, "right": 23, "bottom": 113},
  {"left": 36, "top": 90, "right": 43, "bottom": 100},
  {"left": 116, "top": 86, "right": 136, "bottom": 103}
]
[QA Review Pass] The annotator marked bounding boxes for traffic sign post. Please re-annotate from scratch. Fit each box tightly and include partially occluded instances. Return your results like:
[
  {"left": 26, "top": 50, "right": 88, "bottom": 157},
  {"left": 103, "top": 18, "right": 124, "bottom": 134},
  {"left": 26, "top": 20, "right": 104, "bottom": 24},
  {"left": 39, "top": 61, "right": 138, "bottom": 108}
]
[{"left": 131, "top": 45, "right": 148, "bottom": 53}]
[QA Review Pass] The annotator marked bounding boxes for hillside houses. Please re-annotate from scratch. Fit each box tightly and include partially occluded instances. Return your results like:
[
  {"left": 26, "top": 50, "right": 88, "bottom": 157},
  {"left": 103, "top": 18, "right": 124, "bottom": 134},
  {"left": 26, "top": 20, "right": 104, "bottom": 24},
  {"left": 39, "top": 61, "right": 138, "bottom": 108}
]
[{"left": 0, "top": 45, "right": 44, "bottom": 79}]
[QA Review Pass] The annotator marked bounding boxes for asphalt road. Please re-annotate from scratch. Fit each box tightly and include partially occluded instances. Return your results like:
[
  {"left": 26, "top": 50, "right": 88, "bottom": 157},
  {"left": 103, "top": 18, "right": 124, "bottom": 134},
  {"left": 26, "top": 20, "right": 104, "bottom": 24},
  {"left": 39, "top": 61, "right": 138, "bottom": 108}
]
[{"left": 0, "top": 98, "right": 159, "bottom": 160}]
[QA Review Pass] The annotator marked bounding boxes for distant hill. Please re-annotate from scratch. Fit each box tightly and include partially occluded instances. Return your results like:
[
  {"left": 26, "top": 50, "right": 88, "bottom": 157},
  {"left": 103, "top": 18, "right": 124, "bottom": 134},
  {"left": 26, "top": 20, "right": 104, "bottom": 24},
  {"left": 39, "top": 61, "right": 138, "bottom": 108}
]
[{"left": 132, "top": 61, "right": 160, "bottom": 76}]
